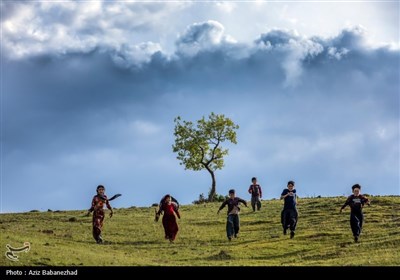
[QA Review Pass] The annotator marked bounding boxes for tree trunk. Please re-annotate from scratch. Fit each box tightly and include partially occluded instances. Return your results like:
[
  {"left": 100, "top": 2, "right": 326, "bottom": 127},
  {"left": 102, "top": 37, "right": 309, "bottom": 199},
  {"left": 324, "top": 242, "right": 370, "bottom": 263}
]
[{"left": 206, "top": 168, "right": 216, "bottom": 202}]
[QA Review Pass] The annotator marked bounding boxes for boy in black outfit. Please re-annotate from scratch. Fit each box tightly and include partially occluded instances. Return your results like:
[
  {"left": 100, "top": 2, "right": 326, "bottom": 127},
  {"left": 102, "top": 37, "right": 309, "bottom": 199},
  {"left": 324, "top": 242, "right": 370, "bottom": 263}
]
[
  {"left": 340, "top": 184, "right": 370, "bottom": 242},
  {"left": 217, "top": 189, "right": 248, "bottom": 241},
  {"left": 280, "top": 181, "right": 298, "bottom": 239},
  {"left": 248, "top": 177, "right": 262, "bottom": 211}
]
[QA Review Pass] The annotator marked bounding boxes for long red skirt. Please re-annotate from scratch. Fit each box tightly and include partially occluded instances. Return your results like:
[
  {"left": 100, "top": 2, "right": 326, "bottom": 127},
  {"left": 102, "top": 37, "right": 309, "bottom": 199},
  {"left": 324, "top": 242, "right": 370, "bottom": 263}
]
[
  {"left": 92, "top": 209, "right": 105, "bottom": 243},
  {"left": 162, "top": 214, "right": 178, "bottom": 242}
]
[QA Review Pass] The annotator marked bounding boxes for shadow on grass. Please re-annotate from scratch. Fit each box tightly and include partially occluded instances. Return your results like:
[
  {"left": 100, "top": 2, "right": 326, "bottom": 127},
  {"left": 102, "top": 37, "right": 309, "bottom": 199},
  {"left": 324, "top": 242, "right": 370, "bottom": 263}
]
[
  {"left": 189, "top": 220, "right": 222, "bottom": 226},
  {"left": 241, "top": 248, "right": 313, "bottom": 261},
  {"left": 306, "top": 232, "right": 342, "bottom": 239},
  {"left": 100, "top": 240, "right": 161, "bottom": 246},
  {"left": 243, "top": 220, "right": 265, "bottom": 226},
  {"left": 74, "top": 239, "right": 169, "bottom": 249}
]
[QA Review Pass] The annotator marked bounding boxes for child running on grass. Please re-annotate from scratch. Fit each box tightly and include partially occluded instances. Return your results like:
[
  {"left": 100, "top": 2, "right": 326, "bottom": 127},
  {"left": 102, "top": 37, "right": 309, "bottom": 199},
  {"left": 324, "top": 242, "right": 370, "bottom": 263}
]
[
  {"left": 248, "top": 177, "right": 262, "bottom": 212},
  {"left": 217, "top": 189, "right": 248, "bottom": 241},
  {"left": 280, "top": 181, "right": 298, "bottom": 239},
  {"left": 340, "top": 184, "right": 370, "bottom": 242},
  {"left": 86, "top": 185, "right": 113, "bottom": 244},
  {"left": 156, "top": 194, "right": 181, "bottom": 243}
]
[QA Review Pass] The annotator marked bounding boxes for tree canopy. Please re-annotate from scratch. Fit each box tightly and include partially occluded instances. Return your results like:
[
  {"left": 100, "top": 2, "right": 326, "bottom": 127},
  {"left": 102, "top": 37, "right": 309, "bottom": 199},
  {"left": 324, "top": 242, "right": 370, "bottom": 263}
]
[{"left": 172, "top": 112, "right": 239, "bottom": 201}]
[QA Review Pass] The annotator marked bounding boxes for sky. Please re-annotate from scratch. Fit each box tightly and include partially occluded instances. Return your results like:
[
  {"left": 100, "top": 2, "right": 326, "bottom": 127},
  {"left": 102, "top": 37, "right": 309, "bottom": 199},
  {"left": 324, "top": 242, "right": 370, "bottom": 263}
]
[{"left": 1, "top": 0, "right": 399, "bottom": 213}]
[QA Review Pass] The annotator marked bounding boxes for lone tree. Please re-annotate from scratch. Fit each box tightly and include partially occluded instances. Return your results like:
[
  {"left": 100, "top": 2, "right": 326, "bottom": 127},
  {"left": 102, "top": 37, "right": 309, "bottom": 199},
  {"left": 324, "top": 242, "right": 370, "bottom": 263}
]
[{"left": 172, "top": 112, "right": 239, "bottom": 201}]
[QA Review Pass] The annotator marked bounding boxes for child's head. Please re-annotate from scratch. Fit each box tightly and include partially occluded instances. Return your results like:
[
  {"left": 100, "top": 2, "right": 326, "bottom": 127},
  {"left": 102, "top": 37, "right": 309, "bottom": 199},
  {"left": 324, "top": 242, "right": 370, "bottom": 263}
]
[
  {"left": 352, "top": 184, "right": 361, "bottom": 196},
  {"left": 251, "top": 177, "right": 257, "bottom": 184},
  {"left": 164, "top": 194, "right": 172, "bottom": 203},
  {"left": 96, "top": 185, "right": 105, "bottom": 195},
  {"left": 229, "top": 189, "right": 236, "bottom": 198},
  {"left": 287, "top": 181, "right": 295, "bottom": 191}
]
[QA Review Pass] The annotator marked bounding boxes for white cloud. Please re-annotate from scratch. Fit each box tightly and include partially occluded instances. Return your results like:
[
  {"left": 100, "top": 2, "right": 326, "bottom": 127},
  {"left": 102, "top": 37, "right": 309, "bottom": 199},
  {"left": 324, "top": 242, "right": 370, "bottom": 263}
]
[
  {"left": 2, "top": 1, "right": 397, "bottom": 64},
  {"left": 331, "top": 26, "right": 367, "bottom": 50},
  {"left": 283, "top": 37, "right": 323, "bottom": 87},
  {"left": 130, "top": 120, "right": 161, "bottom": 136},
  {"left": 216, "top": 2, "right": 236, "bottom": 14},
  {"left": 373, "top": 122, "right": 398, "bottom": 141},
  {"left": 1, "top": 1, "right": 185, "bottom": 63},
  {"left": 327, "top": 47, "right": 349, "bottom": 60},
  {"left": 176, "top": 20, "right": 236, "bottom": 56},
  {"left": 256, "top": 29, "right": 324, "bottom": 86},
  {"left": 111, "top": 42, "right": 162, "bottom": 68},
  {"left": 280, "top": 4, "right": 298, "bottom": 25}
]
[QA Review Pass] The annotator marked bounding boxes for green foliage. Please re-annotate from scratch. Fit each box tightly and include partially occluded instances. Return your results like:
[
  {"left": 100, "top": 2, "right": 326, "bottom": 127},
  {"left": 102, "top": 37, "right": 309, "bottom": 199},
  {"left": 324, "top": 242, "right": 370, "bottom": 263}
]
[
  {"left": 210, "top": 193, "right": 227, "bottom": 202},
  {"left": 172, "top": 113, "right": 239, "bottom": 171},
  {"left": 193, "top": 193, "right": 207, "bottom": 204},
  {"left": 1, "top": 196, "right": 399, "bottom": 266},
  {"left": 193, "top": 193, "right": 227, "bottom": 204},
  {"left": 172, "top": 113, "right": 239, "bottom": 200}
]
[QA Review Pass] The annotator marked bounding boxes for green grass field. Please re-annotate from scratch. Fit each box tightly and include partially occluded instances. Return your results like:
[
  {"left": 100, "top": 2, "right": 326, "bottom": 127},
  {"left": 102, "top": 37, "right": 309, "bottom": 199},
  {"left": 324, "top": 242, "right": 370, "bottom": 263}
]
[{"left": 1, "top": 196, "right": 399, "bottom": 266}]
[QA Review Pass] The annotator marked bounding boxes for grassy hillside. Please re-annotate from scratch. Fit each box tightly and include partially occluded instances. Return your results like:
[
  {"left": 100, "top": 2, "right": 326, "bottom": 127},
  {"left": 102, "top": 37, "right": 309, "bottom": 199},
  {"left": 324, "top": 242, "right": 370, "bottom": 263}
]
[{"left": 1, "top": 196, "right": 399, "bottom": 266}]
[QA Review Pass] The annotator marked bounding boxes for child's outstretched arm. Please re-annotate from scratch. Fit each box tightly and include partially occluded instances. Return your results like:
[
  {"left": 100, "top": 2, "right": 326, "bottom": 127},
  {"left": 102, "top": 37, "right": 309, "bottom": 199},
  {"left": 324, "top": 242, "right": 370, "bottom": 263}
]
[
  {"left": 86, "top": 197, "right": 96, "bottom": 216},
  {"left": 217, "top": 200, "right": 228, "bottom": 214},
  {"left": 340, "top": 197, "right": 351, "bottom": 213},
  {"left": 105, "top": 199, "right": 113, "bottom": 218},
  {"left": 239, "top": 198, "right": 248, "bottom": 208}
]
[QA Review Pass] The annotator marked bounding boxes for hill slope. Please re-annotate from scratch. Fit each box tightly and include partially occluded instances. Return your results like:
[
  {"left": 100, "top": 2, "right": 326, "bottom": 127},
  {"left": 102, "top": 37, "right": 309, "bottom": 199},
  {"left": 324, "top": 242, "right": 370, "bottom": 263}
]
[{"left": 1, "top": 196, "right": 399, "bottom": 266}]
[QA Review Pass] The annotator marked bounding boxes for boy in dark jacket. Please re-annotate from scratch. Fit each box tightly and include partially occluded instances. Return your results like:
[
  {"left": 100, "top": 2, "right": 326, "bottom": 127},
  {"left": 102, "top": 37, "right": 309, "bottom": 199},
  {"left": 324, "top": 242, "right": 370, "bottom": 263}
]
[
  {"left": 217, "top": 189, "right": 248, "bottom": 241},
  {"left": 280, "top": 181, "right": 298, "bottom": 239},
  {"left": 340, "top": 184, "right": 370, "bottom": 242},
  {"left": 248, "top": 177, "right": 262, "bottom": 211}
]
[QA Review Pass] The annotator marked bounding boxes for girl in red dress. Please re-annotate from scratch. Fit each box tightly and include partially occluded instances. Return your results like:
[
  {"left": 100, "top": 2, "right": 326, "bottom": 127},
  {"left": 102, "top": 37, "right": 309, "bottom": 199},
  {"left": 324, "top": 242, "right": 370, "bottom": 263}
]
[
  {"left": 157, "top": 194, "right": 180, "bottom": 243},
  {"left": 87, "top": 185, "right": 113, "bottom": 244}
]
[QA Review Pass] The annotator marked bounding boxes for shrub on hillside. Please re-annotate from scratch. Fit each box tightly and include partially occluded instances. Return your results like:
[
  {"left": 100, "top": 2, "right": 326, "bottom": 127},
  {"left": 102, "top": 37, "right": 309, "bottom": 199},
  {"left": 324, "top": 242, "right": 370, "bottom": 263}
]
[{"left": 193, "top": 193, "right": 227, "bottom": 204}]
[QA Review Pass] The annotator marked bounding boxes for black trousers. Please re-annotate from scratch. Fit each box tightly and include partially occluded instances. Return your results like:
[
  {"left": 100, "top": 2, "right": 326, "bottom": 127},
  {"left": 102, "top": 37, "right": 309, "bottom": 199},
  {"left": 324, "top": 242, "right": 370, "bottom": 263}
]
[
  {"left": 281, "top": 208, "right": 298, "bottom": 232},
  {"left": 350, "top": 211, "right": 364, "bottom": 237}
]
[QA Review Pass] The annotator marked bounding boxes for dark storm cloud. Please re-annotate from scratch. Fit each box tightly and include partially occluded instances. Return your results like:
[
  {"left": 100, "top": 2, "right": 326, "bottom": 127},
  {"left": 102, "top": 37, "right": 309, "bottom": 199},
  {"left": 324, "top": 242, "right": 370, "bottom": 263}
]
[{"left": 2, "top": 19, "right": 399, "bottom": 212}]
